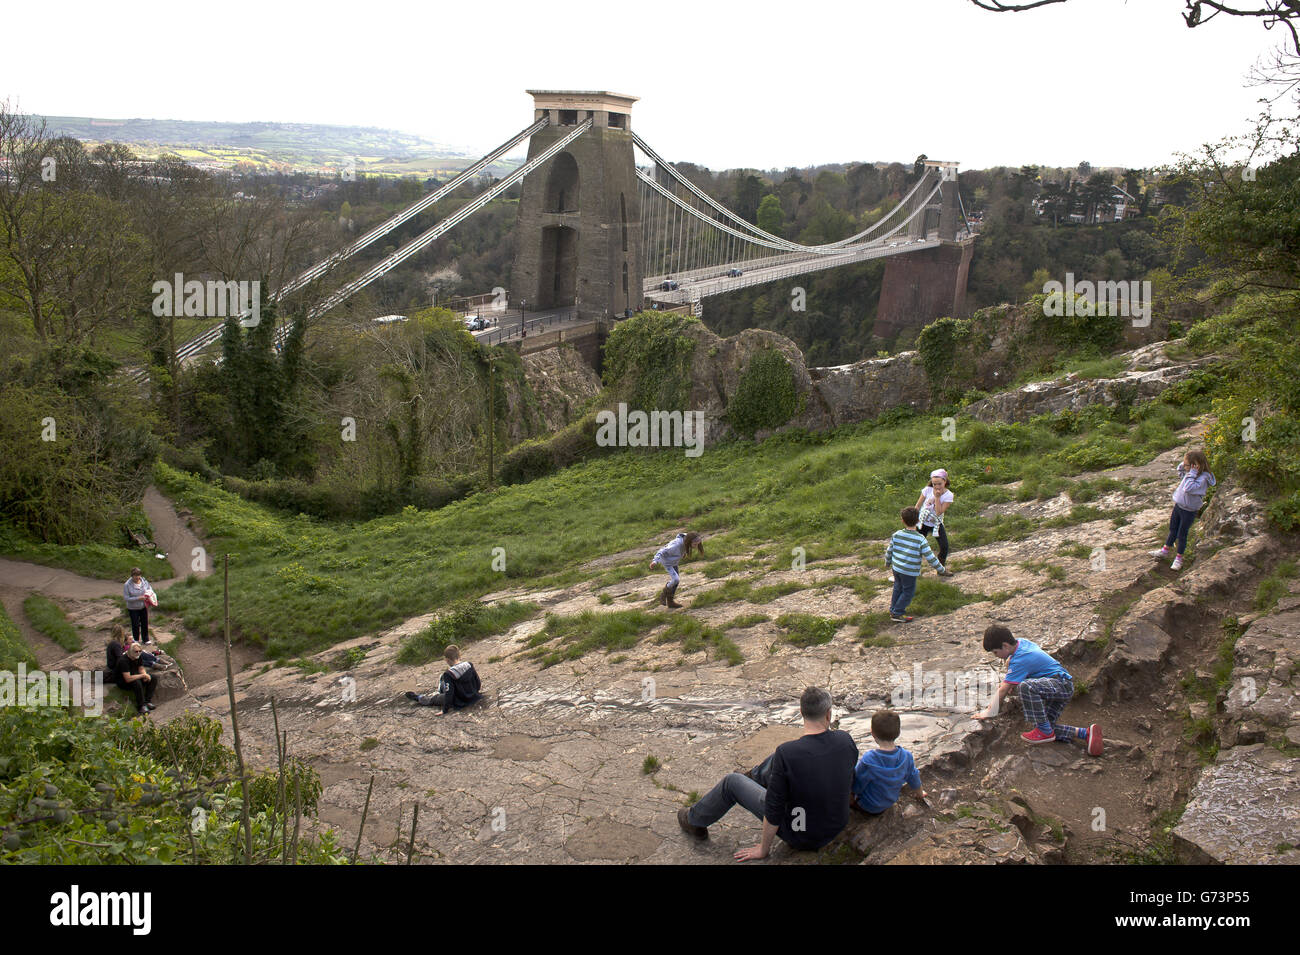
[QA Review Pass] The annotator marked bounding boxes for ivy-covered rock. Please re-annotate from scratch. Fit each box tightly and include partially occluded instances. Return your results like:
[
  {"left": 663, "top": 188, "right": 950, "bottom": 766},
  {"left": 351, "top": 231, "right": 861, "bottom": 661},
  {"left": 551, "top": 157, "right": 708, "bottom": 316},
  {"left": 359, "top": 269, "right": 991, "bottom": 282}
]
[{"left": 726, "top": 348, "right": 804, "bottom": 438}]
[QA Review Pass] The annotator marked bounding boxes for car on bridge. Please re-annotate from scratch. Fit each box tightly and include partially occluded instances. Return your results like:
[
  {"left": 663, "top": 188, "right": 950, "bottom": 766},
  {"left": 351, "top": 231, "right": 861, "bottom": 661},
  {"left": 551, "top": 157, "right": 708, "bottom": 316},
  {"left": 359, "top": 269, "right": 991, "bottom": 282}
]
[
  {"left": 464, "top": 315, "right": 487, "bottom": 331},
  {"left": 725, "top": 268, "right": 743, "bottom": 277},
  {"left": 660, "top": 279, "right": 679, "bottom": 291}
]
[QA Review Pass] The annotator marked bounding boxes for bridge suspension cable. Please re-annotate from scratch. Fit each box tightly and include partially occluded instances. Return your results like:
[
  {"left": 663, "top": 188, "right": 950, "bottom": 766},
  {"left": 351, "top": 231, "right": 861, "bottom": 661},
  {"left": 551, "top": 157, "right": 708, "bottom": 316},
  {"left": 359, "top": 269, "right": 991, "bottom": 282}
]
[
  {"left": 303, "top": 120, "right": 592, "bottom": 321},
  {"left": 637, "top": 158, "right": 944, "bottom": 289},
  {"left": 633, "top": 131, "right": 941, "bottom": 253},
  {"left": 159, "top": 117, "right": 552, "bottom": 374}
]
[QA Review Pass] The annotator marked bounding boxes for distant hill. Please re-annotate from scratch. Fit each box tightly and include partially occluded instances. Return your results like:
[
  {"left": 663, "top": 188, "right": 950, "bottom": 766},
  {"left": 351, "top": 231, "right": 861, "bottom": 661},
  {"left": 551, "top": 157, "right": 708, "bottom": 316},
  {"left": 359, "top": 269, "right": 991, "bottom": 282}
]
[{"left": 39, "top": 116, "right": 520, "bottom": 178}]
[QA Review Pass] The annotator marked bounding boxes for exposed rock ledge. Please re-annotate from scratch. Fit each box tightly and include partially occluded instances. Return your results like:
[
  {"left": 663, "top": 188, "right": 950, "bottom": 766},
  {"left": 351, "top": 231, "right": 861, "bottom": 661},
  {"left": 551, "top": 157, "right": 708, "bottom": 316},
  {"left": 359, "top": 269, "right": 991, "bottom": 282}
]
[{"left": 669, "top": 321, "right": 1218, "bottom": 446}]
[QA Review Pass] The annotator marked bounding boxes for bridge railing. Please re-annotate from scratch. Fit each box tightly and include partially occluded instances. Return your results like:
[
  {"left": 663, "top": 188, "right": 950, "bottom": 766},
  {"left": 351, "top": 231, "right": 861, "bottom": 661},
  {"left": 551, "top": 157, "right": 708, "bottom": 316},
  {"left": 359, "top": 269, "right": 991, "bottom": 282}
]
[{"left": 477, "top": 308, "right": 582, "bottom": 348}]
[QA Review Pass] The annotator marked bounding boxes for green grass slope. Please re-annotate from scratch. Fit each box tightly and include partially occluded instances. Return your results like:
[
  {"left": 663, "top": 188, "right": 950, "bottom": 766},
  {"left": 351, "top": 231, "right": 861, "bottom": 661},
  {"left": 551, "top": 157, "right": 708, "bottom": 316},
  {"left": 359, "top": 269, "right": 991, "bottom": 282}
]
[{"left": 155, "top": 389, "right": 1202, "bottom": 660}]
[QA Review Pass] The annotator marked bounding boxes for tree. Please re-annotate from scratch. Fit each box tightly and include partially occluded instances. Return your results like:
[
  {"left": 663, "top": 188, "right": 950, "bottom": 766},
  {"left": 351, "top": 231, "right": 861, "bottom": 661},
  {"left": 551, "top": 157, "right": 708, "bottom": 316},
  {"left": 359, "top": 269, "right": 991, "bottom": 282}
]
[
  {"left": 1171, "top": 148, "right": 1300, "bottom": 293},
  {"left": 969, "top": 1, "right": 1300, "bottom": 57},
  {"left": 0, "top": 104, "right": 151, "bottom": 352},
  {"left": 757, "top": 194, "right": 784, "bottom": 237},
  {"left": 733, "top": 172, "right": 765, "bottom": 224}
]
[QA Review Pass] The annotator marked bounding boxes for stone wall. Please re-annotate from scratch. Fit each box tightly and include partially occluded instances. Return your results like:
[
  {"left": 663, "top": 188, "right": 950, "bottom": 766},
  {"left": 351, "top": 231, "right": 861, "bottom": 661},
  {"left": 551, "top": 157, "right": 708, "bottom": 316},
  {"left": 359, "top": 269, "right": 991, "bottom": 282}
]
[{"left": 874, "top": 241, "right": 974, "bottom": 341}]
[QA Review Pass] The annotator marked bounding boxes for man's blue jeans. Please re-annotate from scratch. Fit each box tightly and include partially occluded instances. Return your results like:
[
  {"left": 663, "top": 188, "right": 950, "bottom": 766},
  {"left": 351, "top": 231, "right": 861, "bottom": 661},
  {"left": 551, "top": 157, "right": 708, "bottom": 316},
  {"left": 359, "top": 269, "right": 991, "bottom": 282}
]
[
  {"left": 687, "top": 754, "right": 774, "bottom": 828},
  {"left": 890, "top": 572, "right": 917, "bottom": 616}
]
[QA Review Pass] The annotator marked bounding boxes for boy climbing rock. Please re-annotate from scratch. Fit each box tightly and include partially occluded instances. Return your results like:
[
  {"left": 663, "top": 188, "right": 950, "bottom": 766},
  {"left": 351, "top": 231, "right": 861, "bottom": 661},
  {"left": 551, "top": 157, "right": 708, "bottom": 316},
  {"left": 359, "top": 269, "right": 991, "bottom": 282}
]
[{"left": 973, "top": 624, "right": 1102, "bottom": 756}]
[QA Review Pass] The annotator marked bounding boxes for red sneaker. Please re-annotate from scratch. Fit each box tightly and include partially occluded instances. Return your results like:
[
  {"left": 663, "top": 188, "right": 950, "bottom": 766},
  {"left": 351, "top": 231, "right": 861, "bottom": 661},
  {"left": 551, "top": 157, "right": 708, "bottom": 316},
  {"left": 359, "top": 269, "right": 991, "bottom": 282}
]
[
  {"left": 1021, "top": 728, "right": 1056, "bottom": 744},
  {"left": 1087, "top": 723, "right": 1103, "bottom": 757}
]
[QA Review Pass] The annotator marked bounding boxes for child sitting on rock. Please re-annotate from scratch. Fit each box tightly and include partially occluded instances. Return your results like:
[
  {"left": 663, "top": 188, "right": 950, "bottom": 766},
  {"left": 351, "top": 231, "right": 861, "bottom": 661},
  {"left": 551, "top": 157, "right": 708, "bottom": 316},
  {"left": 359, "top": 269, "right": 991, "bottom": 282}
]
[
  {"left": 851, "top": 709, "right": 928, "bottom": 815},
  {"left": 405, "top": 645, "right": 481, "bottom": 714},
  {"left": 973, "top": 624, "right": 1102, "bottom": 755}
]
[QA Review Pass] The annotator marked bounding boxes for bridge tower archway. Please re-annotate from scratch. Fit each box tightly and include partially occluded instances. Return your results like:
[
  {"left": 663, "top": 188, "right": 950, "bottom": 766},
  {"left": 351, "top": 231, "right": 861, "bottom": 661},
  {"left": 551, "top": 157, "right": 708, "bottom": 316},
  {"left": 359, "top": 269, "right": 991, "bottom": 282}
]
[{"left": 512, "top": 91, "right": 642, "bottom": 318}]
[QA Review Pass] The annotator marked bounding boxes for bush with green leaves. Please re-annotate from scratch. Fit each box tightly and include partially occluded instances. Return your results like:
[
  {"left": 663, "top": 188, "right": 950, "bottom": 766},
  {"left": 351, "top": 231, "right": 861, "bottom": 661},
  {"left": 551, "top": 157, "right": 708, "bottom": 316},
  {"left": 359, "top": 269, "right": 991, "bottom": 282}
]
[
  {"left": 602, "top": 311, "right": 700, "bottom": 411},
  {"left": 1190, "top": 293, "right": 1300, "bottom": 529},
  {"left": 0, "top": 707, "right": 348, "bottom": 864},
  {"left": 726, "top": 348, "right": 803, "bottom": 438},
  {"left": 0, "top": 367, "right": 158, "bottom": 546}
]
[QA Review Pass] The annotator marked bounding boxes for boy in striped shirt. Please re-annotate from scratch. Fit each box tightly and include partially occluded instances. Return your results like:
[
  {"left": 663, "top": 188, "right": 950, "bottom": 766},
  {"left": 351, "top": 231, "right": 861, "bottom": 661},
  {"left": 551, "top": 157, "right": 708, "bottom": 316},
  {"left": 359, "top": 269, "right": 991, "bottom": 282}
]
[{"left": 885, "top": 506, "right": 946, "bottom": 622}]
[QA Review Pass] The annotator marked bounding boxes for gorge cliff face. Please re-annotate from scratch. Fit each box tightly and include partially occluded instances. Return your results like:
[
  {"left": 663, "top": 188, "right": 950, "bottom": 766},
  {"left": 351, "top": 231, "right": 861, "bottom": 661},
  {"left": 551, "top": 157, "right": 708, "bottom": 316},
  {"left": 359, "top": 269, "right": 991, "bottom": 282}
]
[{"left": 661, "top": 316, "right": 1209, "bottom": 447}]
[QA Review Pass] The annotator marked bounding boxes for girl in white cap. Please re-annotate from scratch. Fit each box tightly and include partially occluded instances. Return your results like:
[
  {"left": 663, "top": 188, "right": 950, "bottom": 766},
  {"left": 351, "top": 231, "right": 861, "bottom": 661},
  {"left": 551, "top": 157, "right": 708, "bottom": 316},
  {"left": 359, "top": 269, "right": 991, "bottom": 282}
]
[{"left": 915, "top": 469, "right": 954, "bottom": 570}]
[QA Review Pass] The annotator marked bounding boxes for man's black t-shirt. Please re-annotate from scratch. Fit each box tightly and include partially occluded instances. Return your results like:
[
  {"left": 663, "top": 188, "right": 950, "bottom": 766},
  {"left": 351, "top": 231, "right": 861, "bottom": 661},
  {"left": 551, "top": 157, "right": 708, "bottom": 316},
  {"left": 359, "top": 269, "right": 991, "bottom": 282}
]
[
  {"left": 114, "top": 655, "right": 144, "bottom": 686},
  {"left": 763, "top": 729, "right": 859, "bottom": 850}
]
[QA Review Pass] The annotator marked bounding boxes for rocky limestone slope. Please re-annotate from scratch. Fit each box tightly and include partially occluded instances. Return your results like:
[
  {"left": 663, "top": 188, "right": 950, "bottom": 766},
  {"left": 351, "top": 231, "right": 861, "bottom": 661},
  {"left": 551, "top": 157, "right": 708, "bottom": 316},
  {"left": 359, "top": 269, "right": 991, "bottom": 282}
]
[
  {"left": 117, "top": 414, "right": 1294, "bottom": 865},
  {"left": 670, "top": 321, "right": 1214, "bottom": 446}
]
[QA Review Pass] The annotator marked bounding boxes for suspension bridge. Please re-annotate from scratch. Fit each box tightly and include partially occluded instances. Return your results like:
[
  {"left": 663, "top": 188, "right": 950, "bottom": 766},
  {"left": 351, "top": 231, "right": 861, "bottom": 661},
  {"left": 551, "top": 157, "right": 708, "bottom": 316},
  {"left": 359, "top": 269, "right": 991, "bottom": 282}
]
[{"left": 156, "top": 90, "right": 976, "bottom": 376}]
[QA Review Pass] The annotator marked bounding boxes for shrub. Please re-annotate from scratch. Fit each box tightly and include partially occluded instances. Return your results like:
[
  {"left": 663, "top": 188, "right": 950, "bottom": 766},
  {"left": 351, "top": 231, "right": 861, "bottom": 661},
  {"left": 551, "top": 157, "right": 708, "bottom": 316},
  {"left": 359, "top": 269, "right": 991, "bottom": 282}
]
[
  {"left": 0, "top": 707, "right": 348, "bottom": 865},
  {"left": 499, "top": 413, "right": 603, "bottom": 485},
  {"left": 128, "top": 712, "right": 235, "bottom": 779},
  {"left": 726, "top": 348, "right": 803, "bottom": 438},
  {"left": 602, "top": 311, "right": 700, "bottom": 411}
]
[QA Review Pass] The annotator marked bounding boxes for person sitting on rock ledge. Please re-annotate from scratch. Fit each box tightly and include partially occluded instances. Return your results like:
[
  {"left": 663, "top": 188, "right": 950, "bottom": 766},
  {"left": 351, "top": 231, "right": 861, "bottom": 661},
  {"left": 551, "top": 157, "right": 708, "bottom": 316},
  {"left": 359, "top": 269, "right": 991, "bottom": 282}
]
[
  {"left": 677, "top": 686, "right": 858, "bottom": 861},
  {"left": 851, "top": 709, "right": 928, "bottom": 815},
  {"left": 405, "top": 645, "right": 481, "bottom": 714},
  {"left": 114, "top": 641, "right": 157, "bottom": 714},
  {"left": 973, "top": 624, "right": 1102, "bottom": 756}
]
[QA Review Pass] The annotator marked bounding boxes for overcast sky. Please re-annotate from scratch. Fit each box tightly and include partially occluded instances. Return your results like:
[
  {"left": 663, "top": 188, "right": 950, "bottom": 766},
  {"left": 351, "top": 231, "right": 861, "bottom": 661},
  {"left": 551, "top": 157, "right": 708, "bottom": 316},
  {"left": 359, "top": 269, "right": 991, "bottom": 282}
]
[{"left": 2, "top": 0, "right": 1281, "bottom": 172}]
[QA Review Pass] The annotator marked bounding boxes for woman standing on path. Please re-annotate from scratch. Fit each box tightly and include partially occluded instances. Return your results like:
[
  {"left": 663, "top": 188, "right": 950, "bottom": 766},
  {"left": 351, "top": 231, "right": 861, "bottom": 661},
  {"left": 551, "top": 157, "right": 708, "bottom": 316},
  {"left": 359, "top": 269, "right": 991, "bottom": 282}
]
[{"left": 123, "top": 567, "right": 155, "bottom": 644}]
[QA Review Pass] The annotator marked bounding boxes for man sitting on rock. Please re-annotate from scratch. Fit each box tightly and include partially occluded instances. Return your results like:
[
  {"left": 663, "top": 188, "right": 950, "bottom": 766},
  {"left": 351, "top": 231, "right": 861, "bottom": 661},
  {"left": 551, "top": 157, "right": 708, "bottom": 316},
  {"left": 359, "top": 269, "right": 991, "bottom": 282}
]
[
  {"left": 677, "top": 686, "right": 859, "bottom": 860},
  {"left": 114, "top": 641, "right": 158, "bottom": 714},
  {"left": 405, "top": 645, "right": 481, "bottom": 714}
]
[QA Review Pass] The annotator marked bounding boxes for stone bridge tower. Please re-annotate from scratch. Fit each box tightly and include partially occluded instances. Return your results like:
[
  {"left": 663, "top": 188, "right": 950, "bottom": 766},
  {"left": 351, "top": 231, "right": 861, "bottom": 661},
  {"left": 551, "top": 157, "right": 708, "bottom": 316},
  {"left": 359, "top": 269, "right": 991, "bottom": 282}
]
[
  {"left": 511, "top": 91, "right": 642, "bottom": 321},
  {"left": 874, "top": 160, "right": 975, "bottom": 342}
]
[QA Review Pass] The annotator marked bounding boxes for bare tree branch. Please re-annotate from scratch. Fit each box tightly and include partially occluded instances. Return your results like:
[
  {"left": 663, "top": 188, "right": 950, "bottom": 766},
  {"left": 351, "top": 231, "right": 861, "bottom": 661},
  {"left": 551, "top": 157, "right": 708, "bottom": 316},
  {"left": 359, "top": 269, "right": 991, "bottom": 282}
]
[{"left": 970, "top": 0, "right": 1300, "bottom": 55}]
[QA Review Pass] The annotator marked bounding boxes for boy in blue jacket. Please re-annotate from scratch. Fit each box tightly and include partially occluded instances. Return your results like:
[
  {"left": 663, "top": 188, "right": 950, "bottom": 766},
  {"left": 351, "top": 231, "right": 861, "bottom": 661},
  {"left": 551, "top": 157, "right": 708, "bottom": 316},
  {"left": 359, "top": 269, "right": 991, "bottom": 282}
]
[{"left": 852, "top": 709, "right": 928, "bottom": 814}]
